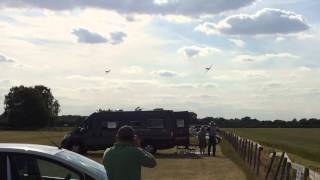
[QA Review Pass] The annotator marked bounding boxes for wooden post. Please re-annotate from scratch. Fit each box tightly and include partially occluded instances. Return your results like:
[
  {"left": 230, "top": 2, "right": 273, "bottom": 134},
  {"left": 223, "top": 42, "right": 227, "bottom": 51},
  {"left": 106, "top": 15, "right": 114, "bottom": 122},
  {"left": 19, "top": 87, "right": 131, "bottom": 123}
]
[
  {"left": 236, "top": 136, "right": 238, "bottom": 151},
  {"left": 265, "top": 151, "right": 276, "bottom": 180},
  {"left": 247, "top": 141, "right": 251, "bottom": 164},
  {"left": 247, "top": 140, "right": 250, "bottom": 163},
  {"left": 253, "top": 144, "right": 258, "bottom": 169},
  {"left": 279, "top": 158, "right": 287, "bottom": 180},
  {"left": 274, "top": 152, "right": 285, "bottom": 180},
  {"left": 285, "top": 163, "right": 291, "bottom": 180},
  {"left": 303, "top": 168, "right": 309, "bottom": 180},
  {"left": 241, "top": 139, "right": 244, "bottom": 158},
  {"left": 244, "top": 139, "right": 248, "bottom": 161},
  {"left": 249, "top": 142, "right": 253, "bottom": 167},
  {"left": 257, "top": 146, "right": 263, "bottom": 176}
]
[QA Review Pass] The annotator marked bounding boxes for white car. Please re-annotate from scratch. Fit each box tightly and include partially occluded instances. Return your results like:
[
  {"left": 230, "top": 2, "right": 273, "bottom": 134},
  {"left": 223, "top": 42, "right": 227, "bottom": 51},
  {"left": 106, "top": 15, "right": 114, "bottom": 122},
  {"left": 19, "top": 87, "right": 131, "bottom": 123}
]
[{"left": 0, "top": 143, "right": 108, "bottom": 180}]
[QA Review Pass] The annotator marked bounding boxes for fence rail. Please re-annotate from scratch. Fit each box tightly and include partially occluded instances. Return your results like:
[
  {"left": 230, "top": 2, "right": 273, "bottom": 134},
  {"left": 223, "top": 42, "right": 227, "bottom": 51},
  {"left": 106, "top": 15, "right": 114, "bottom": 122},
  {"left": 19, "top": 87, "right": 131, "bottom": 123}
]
[{"left": 221, "top": 131, "right": 320, "bottom": 180}]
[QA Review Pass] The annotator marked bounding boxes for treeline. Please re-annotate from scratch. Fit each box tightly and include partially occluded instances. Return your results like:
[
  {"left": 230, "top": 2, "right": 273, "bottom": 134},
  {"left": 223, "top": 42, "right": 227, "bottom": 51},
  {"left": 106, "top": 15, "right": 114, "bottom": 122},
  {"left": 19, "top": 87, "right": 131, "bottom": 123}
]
[
  {"left": 197, "top": 116, "right": 320, "bottom": 128},
  {"left": 55, "top": 115, "right": 87, "bottom": 127}
]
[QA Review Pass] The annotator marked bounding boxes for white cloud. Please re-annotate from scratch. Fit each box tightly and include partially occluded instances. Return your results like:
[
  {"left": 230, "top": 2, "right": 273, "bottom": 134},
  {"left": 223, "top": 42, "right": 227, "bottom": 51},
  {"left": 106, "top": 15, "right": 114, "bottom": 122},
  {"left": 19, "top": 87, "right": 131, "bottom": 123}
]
[
  {"left": 66, "top": 75, "right": 104, "bottom": 82},
  {"left": 0, "top": 0, "right": 256, "bottom": 16},
  {"left": 233, "top": 53, "right": 299, "bottom": 63},
  {"left": 121, "top": 66, "right": 144, "bottom": 74},
  {"left": 200, "top": 83, "right": 218, "bottom": 89},
  {"left": 197, "top": 8, "right": 309, "bottom": 35},
  {"left": 72, "top": 28, "right": 107, "bottom": 44},
  {"left": 0, "top": 54, "right": 14, "bottom": 63},
  {"left": 152, "top": 70, "right": 179, "bottom": 78},
  {"left": 166, "top": 83, "right": 196, "bottom": 89},
  {"left": 229, "top": 39, "right": 245, "bottom": 47},
  {"left": 0, "top": 79, "right": 11, "bottom": 87},
  {"left": 178, "top": 46, "right": 221, "bottom": 58},
  {"left": 194, "top": 22, "right": 219, "bottom": 35},
  {"left": 161, "top": 15, "right": 194, "bottom": 24},
  {"left": 110, "top": 31, "right": 127, "bottom": 45},
  {"left": 275, "top": 37, "right": 285, "bottom": 42},
  {"left": 125, "top": 15, "right": 136, "bottom": 22},
  {"left": 72, "top": 28, "right": 127, "bottom": 45}
]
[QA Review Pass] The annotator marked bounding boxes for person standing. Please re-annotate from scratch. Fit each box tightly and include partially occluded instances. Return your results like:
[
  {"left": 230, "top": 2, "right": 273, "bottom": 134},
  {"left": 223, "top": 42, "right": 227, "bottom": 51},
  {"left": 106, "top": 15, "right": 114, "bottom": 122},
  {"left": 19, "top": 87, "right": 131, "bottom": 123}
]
[
  {"left": 103, "top": 125, "right": 157, "bottom": 180},
  {"left": 198, "top": 126, "right": 207, "bottom": 156},
  {"left": 207, "top": 122, "right": 218, "bottom": 156}
]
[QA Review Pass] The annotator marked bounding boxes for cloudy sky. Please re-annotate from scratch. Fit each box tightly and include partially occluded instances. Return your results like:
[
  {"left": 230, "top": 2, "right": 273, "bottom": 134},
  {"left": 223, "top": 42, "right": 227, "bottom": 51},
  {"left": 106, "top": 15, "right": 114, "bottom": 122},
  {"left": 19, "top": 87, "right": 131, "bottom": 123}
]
[{"left": 0, "top": 0, "right": 319, "bottom": 120}]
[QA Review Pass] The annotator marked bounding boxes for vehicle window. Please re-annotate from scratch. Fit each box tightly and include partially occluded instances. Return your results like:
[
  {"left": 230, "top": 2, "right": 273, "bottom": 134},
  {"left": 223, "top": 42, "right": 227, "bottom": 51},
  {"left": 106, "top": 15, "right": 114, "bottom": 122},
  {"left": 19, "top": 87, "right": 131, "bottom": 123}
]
[
  {"left": 10, "top": 154, "right": 81, "bottom": 180},
  {"left": 129, "top": 121, "right": 145, "bottom": 127},
  {"left": 147, "top": 119, "right": 164, "bottom": 128},
  {"left": 102, "top": 120, "right": 117, "bottom": 129},
  {"left": 176, "top": 119, "right": 185, "bottom": 128}
]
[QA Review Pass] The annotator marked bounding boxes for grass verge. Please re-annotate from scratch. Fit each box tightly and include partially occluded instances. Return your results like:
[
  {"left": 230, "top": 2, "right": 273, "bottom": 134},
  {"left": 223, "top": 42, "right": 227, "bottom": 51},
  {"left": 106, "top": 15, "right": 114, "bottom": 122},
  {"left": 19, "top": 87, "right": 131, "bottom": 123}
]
[{"left": 220, "top": 137, "right": 257, "bottom": 180}]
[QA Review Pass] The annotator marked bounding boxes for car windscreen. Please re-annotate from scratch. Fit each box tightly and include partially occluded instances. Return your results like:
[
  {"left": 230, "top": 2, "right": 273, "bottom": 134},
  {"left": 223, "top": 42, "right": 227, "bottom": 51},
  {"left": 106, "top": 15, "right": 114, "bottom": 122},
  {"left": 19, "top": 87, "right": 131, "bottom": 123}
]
[{"left": 56, "top": 150, "right": 107, "bottom": 179}]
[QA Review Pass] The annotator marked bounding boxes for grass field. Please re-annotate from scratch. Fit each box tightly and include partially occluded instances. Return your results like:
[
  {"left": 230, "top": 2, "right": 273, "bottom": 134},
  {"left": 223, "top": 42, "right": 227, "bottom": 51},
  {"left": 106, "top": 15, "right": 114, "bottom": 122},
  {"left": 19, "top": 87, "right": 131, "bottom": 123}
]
[
  {"left": 0, "top": 130, "right": 248, "bottom": 180},
  {"left": 227, "top": 128, "right": 320, "bottom": 172}
]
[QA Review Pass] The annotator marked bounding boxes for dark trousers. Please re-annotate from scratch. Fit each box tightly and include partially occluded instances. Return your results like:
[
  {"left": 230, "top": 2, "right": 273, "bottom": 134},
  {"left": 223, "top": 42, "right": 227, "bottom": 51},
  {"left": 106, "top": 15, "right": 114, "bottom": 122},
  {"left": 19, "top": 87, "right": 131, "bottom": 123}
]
[{"left": 208, "top": 136, "right": 216, "bottom": 156}]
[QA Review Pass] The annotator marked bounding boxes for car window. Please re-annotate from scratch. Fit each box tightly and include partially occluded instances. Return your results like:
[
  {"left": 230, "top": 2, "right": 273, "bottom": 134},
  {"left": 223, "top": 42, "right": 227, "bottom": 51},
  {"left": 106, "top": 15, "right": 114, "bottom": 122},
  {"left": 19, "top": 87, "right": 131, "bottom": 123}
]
[
  {"left": 129, "top": 121, "right": 145, "bottom": 127},
  {"left": 56, "top": 150, "right": 107, "bottom": 179},
  {"left": 10, "top": 154, "right": 82, "bottom": 180},
  {"left": 102, "top": 120, "right": 117, "bottom": 129},
  {"left": 147, "top": 119, "right": 164, "bottom": 128},
  {"left": 176, "top": 119, "right": 185, "bottom": 128}
]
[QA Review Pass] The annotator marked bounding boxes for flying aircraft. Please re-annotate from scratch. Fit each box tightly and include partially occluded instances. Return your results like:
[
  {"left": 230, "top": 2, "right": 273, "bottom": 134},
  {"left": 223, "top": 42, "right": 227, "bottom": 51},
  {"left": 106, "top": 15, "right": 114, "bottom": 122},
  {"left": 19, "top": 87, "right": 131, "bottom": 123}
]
[
  {"left": 105, "top": 70, "right": 111, "bottom": 74},
  {"left": 205, "top": 65, "right": 213, "bottom": 72}
]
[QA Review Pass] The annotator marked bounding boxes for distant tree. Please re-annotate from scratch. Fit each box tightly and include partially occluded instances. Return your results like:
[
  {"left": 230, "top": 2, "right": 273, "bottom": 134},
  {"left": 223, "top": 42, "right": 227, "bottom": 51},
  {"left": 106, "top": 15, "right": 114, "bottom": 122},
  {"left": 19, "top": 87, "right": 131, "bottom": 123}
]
[{"left": 4, "top": 85, "right": 60, "bottom": 129}]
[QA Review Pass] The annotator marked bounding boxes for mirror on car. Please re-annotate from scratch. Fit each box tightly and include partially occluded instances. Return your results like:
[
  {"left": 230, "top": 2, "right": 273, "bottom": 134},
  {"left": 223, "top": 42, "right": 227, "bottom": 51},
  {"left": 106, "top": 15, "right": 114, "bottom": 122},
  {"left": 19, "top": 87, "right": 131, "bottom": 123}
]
[{"left": 79, "top": 127, "right": 87, "bottom": 133}]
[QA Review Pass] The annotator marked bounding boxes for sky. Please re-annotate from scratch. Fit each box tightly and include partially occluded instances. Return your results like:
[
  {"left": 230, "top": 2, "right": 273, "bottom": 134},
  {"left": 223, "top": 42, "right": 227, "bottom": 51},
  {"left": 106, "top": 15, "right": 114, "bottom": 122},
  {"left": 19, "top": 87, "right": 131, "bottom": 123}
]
[{"left": 0, "top": 0, "right": 319, "bottom": 120}]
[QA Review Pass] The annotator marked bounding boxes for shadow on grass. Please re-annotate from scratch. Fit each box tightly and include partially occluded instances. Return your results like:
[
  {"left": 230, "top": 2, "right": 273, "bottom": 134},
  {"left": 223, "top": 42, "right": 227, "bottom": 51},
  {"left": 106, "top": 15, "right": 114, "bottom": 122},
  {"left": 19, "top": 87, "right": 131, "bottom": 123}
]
[
  {"left": 155, "top": 152, "right": 201, "bottom": 159},
  {"left": 87, "top": 150, "right": 207, "bottom": 160}
]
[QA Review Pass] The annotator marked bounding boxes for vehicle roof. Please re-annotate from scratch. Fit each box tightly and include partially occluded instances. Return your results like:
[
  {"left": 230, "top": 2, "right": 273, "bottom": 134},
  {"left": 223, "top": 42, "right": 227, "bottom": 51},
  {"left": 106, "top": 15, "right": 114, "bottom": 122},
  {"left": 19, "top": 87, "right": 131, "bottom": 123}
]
[
  {"left": 89, "top": 110, "right": 193, "bottom": 118},
  {"left": 0, "top": 143, "right": 107, "bottom": 179},
  {"left": 0, "top": 143, "right": 63, "bottom": 155}
]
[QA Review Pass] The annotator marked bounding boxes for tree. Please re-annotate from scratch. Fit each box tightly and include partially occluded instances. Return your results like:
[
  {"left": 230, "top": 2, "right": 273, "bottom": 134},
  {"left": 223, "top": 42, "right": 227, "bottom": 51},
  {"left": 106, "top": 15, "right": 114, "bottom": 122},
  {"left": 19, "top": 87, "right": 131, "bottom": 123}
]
[{"left": 4, "top": 85, "right": 60, "bottom": 129}]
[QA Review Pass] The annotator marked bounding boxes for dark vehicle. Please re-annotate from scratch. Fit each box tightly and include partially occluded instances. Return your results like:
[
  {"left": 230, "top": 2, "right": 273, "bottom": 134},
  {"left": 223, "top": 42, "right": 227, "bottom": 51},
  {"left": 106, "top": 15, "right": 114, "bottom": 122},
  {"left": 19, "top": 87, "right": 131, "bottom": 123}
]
[{"left": 61, "top": 110, "right": 196, "bottom": 154}]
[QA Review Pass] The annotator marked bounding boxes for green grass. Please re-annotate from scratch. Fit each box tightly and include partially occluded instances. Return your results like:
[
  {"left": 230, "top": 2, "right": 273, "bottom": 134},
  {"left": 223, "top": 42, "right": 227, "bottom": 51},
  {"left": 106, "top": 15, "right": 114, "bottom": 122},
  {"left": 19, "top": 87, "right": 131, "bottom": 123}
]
[
  {"left": 227, "top": 128, "right": 320, "bottom": 172},
  {"left": 220, "top": 137, "right": 256, "bottom": 180}
]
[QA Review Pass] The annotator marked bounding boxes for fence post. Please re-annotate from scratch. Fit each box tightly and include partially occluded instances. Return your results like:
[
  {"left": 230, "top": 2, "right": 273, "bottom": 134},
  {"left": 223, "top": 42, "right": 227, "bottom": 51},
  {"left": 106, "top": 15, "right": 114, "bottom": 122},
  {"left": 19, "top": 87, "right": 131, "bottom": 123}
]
[
  {"left": 244, "top": 139, "right": 248, "bottom": 161},
  {"left": 285, "top": 162, "right": 291, "bottom": 180},
  {"left": 247, "top": 140, "right": 250, "bottom": 163},
  {"left": 303, "top": 168, "right": 309, "bottom": 180},
  {"left": 241, "top": 139, "right": 245, "bottom": 158},
  {"left": 257, "top": 146, "right": 263, "bottom": 176},
  {"left": 266, "top": 151, "right": 276, "bottom": 180},
  {"left": 249, "top": 142, "right": 253, "bottom": 167},
  {"left": 253, "top": 144, "right": 258, "bottom": 169},
  {"left": 274, "top": 152, "right": 285, "bottom": 180},
  {"left": 279, "top": 158, "right": 287, "bottom": 180}
]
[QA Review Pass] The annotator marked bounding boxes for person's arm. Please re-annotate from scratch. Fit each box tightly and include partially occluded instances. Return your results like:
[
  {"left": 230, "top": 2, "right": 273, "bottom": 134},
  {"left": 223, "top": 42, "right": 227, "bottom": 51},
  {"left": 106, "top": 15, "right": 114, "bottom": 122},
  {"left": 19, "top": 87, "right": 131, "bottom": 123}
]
[{"left": 137, "top": 148, "right": 157, "bottom": 168}]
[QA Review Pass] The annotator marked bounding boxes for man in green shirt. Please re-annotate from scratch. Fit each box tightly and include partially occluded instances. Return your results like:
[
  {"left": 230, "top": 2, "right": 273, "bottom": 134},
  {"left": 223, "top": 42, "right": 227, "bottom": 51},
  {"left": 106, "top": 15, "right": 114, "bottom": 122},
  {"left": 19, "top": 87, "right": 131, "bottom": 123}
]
[{"left": 103, "top": 126, "right": 157, "bottom": 180}]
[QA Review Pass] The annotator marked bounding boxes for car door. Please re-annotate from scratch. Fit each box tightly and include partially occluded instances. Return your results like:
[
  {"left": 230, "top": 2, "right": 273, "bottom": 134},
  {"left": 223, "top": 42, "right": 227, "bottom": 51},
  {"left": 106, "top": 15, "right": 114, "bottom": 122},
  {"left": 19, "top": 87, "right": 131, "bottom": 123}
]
[
  {"left": 7, "top": 153, "right": 86, "bottom": 180},
  {"left": 174, "top": 118, "right": 190, "bottom": 146},
  {"left": 101, "top": 119, "right": 118, "bottom": 147}
]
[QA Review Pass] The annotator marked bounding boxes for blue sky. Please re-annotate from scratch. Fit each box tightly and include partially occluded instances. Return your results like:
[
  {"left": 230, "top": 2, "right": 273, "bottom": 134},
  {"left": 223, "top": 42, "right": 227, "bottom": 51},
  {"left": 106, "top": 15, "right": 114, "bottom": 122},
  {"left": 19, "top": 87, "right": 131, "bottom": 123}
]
[{"left": 0, "top": 0, "right": 319, "bottom": 120}]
